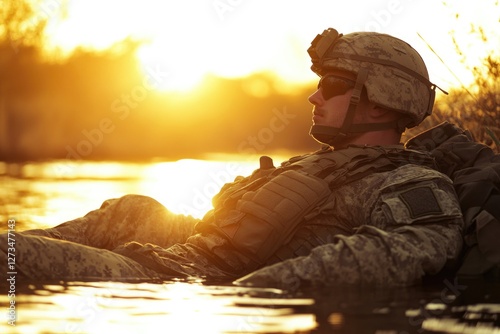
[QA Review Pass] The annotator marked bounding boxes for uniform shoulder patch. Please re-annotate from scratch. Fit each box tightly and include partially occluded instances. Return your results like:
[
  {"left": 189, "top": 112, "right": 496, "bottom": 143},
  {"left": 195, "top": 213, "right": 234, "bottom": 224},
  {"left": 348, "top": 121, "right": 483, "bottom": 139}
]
[{"left": 398, "top": 186, "right": 443, "bottom": 218}]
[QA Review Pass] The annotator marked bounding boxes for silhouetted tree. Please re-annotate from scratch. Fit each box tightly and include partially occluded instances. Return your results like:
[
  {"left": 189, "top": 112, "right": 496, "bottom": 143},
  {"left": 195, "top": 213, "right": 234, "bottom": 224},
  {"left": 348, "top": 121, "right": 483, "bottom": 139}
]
[{"left": 0, "top": 0, "right": 51, "bottom": 160}]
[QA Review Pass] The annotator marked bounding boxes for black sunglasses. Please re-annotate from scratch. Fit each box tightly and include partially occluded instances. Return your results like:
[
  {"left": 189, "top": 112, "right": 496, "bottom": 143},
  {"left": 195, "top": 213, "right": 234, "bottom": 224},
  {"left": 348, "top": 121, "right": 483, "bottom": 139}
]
[{"left": 317, "top": 74, "right": 356, "bottom": 100}]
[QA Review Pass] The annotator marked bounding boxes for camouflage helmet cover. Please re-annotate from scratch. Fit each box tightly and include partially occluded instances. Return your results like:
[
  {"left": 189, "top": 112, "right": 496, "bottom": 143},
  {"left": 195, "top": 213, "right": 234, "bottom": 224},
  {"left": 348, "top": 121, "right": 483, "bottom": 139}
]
[{"left": 308, "top": 28, "right": 438, "bottom": 128}]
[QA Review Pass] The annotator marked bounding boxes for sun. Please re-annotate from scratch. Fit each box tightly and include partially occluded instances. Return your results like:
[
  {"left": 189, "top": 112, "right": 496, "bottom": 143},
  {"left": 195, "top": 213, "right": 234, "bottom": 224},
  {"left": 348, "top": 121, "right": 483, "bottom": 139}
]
[
  {"left": 135, "top": 43, "right": 206, "bottom": 93},
  {"left": 136, "top": 44, "right": 204, "bottom": 93}
]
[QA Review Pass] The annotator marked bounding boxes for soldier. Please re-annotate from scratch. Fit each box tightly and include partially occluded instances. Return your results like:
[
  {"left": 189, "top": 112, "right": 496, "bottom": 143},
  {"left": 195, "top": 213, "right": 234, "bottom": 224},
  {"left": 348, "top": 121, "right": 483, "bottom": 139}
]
[{"left": 0, "top": 28, "right": 464, "bottom": 288}]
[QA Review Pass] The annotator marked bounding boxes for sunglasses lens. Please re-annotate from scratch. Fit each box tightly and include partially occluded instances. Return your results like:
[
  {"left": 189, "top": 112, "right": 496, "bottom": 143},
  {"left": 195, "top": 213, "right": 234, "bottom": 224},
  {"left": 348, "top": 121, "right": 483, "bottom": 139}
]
[{"left": 318, "top": 76, "right": 354, "bottom": 100}]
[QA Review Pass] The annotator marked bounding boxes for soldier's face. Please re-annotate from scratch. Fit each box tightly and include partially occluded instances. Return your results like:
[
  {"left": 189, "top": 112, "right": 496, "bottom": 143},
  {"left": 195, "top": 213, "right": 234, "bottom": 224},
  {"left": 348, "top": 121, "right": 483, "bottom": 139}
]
[{"left": 308, "top": 74, "right": 356, "bottom": 128}]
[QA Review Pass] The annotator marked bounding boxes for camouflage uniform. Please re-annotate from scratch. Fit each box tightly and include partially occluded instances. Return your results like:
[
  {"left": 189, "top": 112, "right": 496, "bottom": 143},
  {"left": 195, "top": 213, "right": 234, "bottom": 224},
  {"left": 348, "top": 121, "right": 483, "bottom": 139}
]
[
  {"left": 230, "top": 29, "right": 463, "bottom": 289},
  {"left": 0, "top": 146, "right": 463, "bottom": 287},
  {"left": 0, "top": 196, "right": 198, "bottom": 281},
  {"left": 236, "top": 158, "right": 463, "bottom": 288}
]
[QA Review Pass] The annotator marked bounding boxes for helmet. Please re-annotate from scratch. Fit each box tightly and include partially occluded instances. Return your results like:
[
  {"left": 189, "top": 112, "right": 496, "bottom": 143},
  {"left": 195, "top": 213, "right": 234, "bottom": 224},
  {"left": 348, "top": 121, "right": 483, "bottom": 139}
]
[{"left": 307, "top": 28, "right": 443, "bottom": 146}]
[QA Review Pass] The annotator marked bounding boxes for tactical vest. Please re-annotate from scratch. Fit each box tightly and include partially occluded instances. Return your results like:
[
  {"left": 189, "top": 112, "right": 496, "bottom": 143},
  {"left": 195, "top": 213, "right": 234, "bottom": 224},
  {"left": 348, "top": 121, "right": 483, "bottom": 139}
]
[
  {"left": 405, "top": 122, "right": 500, "bottom": 280},
  {"left": 196, "top": 145, "right": 436, "bottom": 269}
]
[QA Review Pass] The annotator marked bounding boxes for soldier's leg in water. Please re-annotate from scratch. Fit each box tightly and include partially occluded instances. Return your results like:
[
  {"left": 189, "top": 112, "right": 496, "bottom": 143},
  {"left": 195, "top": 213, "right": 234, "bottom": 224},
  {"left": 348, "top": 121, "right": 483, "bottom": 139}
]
[
  {"left": 21, "top": 194, "right": 199, "bottom": 250},
  {"left": 0, "top": 233, "right": 160, "bottom": 281}
]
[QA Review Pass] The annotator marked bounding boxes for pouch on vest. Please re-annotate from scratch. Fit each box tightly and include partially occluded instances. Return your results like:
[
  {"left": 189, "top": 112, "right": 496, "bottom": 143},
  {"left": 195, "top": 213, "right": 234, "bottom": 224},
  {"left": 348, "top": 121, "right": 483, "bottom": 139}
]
[{"left": 212, "top": 169, "right": 330, "bottom": 264}]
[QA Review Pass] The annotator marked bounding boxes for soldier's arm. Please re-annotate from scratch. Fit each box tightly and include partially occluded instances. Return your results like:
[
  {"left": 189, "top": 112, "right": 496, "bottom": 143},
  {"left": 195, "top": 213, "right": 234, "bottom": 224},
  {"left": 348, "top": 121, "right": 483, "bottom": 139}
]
[
  {"left": 235, "top": 167, "right": 464, "bottom": 289},
  {"left": 235, "top": 221, "right": 462, "bottom": 289}
]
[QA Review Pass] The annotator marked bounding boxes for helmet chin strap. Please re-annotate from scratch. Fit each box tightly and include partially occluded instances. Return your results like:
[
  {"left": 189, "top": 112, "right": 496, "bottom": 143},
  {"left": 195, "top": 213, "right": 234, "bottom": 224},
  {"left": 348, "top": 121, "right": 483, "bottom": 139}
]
[{"left": 310, "top": 69, "right": 402, "bottom": 147}]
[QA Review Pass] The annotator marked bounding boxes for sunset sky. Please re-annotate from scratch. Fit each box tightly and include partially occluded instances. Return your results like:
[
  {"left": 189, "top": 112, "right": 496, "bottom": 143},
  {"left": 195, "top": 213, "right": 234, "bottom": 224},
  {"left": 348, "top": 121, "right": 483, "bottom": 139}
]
[{"left": 41, "top": 0, "right": 499, "bottom": 94}]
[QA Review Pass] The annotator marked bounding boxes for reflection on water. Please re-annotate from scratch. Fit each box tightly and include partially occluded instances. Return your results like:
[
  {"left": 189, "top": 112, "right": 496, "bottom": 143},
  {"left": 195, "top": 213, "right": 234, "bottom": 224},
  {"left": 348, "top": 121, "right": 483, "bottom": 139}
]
[
  {"left": 0, "top": 158, "right": 260, "bottom": 229},
  {"left": 1, "top": 160, "right": 500, "bottom": 333},
  {"left": 1, "top": 282, "right": 316, "bottom": 334},
  {"left": 420, "top": 303, "right": 500, "bottom": 333},
  {"left": 2, "top": 279, "right": 499, "bottom": 334}
]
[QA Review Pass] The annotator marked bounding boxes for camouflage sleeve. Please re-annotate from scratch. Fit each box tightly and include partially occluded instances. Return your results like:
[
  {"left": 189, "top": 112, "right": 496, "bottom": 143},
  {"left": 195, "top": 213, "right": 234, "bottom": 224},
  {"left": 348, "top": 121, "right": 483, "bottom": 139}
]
[{"left": 235, "top": 165, "right": 464, "bottom": 289}]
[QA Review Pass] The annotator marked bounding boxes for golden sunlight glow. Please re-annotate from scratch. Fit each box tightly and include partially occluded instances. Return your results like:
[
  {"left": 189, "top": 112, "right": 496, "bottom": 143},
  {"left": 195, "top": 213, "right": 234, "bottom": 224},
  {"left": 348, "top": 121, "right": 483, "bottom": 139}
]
[
  {"left": 8, "top": 160, "right": 285, "bottom": 225},
  {"left": 43, "top": 0, "right": 142, "bottom": 53},
  {"left": 140, "top": 159, "right": 258, "bottom": 218},
  {"left": 19, "top": 282, "right": 317, "bottom": 333},
  {"left": 14, "top": 162, "right": 144, "bottom": 228},
  {"left": 135, "top": 44, "right": 206, "bottom": 93},
  {"left": 40, "top": 1, "right": 499, "bottom": 92}
]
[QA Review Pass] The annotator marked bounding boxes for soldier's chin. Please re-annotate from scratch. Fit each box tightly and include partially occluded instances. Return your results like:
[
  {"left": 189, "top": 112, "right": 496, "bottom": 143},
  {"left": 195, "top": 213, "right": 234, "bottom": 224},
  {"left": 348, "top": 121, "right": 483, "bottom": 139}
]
[{"left": 309, "top": 124, "right": 365, "bottom": 148}]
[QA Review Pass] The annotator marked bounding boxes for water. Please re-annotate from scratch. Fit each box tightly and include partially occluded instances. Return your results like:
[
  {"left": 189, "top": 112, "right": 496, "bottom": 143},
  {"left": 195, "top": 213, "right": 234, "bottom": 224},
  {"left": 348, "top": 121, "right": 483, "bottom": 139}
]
[
  {"left": 1, "top": 160, "right": 499, "bottom": 334},
  {"left": 0, "top": 158, "right": 263, "bottom": 227}
]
